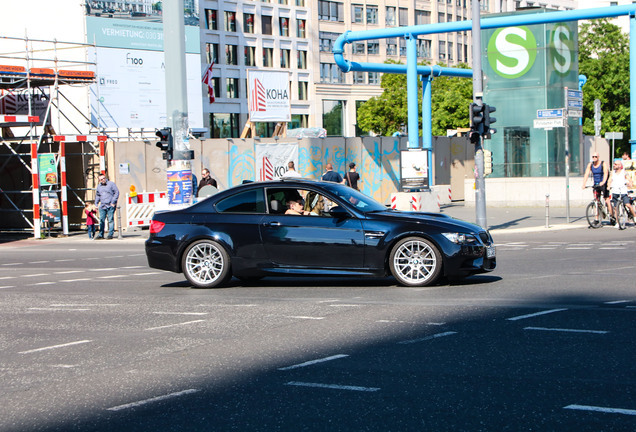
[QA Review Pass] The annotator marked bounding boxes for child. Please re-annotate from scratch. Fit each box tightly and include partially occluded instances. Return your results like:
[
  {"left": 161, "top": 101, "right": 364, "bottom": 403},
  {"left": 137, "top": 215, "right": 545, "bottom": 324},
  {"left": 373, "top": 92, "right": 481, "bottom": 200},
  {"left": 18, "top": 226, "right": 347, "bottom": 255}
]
[{"left": 85, "top": 202, "right": 98, "bottom": 239}]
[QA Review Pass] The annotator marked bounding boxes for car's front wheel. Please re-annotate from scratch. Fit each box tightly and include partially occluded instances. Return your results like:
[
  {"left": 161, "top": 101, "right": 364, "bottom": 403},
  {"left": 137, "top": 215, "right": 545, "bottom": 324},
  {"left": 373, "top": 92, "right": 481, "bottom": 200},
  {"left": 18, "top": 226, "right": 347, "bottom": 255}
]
[
  {"left": 389, "top": 237, "right": 442, "bottom": 287},
  {"left": 181, "top": 239, "right": 231, "bottom": 288}
]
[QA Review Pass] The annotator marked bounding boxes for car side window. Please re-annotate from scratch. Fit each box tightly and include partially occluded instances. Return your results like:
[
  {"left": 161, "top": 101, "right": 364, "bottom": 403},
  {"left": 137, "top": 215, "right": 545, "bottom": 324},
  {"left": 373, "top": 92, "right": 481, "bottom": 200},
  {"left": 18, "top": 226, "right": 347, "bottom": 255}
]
[
  {"left": 215, "top": 189, "right": 266, "bottom": 213},
  {"left": 266, "top": 187, "right": 333, "bottom": 217}
]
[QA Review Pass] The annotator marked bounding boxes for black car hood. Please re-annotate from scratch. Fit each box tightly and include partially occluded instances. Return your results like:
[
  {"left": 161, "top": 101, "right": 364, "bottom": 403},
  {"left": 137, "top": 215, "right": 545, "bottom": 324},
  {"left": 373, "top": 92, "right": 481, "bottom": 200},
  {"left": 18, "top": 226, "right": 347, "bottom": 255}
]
[{"left": 367, "top": 210, "right": 484, "bottom": 233}]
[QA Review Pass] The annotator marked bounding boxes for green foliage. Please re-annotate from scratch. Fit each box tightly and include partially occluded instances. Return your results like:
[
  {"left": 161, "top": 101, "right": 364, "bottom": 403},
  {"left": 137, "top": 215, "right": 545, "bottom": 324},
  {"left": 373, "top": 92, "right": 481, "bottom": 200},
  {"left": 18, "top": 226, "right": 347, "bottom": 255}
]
[
  {"left": 579, "top": 19, "right": 630, "bottom": 157},
  {"left": 356, "top": 61, "right": 473, "bottom": 137}
]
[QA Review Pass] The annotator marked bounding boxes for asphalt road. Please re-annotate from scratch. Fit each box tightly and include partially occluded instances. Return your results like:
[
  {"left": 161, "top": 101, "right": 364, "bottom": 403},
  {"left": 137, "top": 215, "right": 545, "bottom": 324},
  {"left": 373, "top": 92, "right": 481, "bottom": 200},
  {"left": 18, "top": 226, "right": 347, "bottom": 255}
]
[{"left": 0, "top": 228, "right": 634, "bottom": 431}]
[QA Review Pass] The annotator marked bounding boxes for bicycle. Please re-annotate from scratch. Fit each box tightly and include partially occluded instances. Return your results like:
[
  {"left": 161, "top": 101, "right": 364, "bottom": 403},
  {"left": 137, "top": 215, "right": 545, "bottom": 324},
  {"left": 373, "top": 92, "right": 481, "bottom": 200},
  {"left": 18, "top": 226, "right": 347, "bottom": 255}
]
[
  {"left": 612, "top": 190, "right": 635, "bottom": 230},
  {"left": 585, "top": 185, "right": 611, "bottom": 228}
]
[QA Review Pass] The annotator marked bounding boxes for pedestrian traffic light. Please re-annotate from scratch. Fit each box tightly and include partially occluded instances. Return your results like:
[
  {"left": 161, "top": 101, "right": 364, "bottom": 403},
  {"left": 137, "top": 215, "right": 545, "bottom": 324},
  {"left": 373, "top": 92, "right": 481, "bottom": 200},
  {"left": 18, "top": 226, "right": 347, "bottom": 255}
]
[
  {"left": 469, "top": 102, "right": 485, "bottom": 139},
  {"left": 468, "top": 129, "right": 481, "bottom": 144},
  {"left": 483, "top": 104, "right": 497, "bottom": 138},
  {"left": 155, "top": 127, "right": 173, "bottom": 161},
  {"left": 484, "top": 149, "right": 493, "bottom": 176}
]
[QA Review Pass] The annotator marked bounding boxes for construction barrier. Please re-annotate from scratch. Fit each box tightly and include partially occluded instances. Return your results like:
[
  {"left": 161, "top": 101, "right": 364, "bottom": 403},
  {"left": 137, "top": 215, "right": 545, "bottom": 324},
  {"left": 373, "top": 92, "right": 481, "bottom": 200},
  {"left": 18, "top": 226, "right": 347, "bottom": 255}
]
[
  {"left": 390, "top": 191, "right": 439, "bottom": 213},
  {"left": 126, "top": 191, "right": 166, "bottom": 228}
]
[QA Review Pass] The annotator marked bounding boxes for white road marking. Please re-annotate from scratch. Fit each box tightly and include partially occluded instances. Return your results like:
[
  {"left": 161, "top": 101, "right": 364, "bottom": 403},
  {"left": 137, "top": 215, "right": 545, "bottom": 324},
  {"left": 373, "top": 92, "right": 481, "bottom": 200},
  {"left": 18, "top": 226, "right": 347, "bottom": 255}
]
[
  {"left": 398, "top": 331, "right": 458, "bottom": 345},
  {"left": 278, "top": 354, "right": 349, "bottom": 371},
  {"left": 31, "top": 282, "right": 56, "bottom": 286},
  {"left": 54, "top": 259, "right": 73, "bottom": 262},
  {"left": 145, "top": 320, "right": 206, "bottom": 331},
  {"left": 132, "top": 272, "right": 161, "bottom": 276},
  {"left": 29, "top": 307, "right": 90, "bottom": 311},
  {"left": 532, "top": 247, "right": 557, "bottom": 250},
  {"left": 97, "top": 275, "right": 127, "bottom": 279},
  {"left": 566, "top": 247, "right": 591, "bottom": 250},
  {"left": 19, "top": 340, "right": 92, "bottom": 354},
  {"left": 91, "top": 268, "right": 117, "bottom": 272},
  {"left": 51, "top": 304, "right": 119, "bottom": 307},
  {"left": 107, "top": 389, "right": 200, "bottom": 412},
  {"left": 2, "top": 263, "right": 21, "bottom": 266},
  {"left": 600, "top": 266, "right": 634, "bottom": 272},
  {"left": 54, "top": 270, "right": 84, "bottom": 274},
  {"left": 285, "top": 381, "right": 380, "bottom": 392},
  {"left": 127, "top": 253, "right": 145, "bottom": 257},
  {"left": 0, "top": 286, "right": 15, "bottom": 289},
  {"left": 0, "top": 276, "right": 16, "bottom": 280},
  {"left": 51, "top": 364, "right": 78, "bottom": 368},
  {"left": 604, "top": 300, "right": 630, "bottom": 304},
  {"left": 29, "top": 260, "right": 49, "bottom": 264},
  {"left": 329, "top": 304, "right": 361, "bottom": 307},
  {"left": 84, "top": 257, "right": 100, "bottom": 260},
  {"left": 153, "top": 312, "right": 209, "bottom": 316},
  {"left": 22, "top": 273, "right": 48, "bottom": 278},
  {"left": 284, "top": 316, "right": 325, "bottom": 320},
  {"left": 317, "top": 300, "right": 340, "bottom": 303},
  {"left": 564, "top": 404, "right": 636, "bottom": 416},
  {"left": 599, "top": 247, "right": 626, "bottom": 250},
  {"left": 61, "top": 278, "right": 91, "bottom": 282},
  {"left": 506, "top": 308, "right": 568, "bottom": 321},
  {"left": 524, "top": 327, "right": 608, "bottom": 334},
  {"left": 122, "top": 266, "right": 145, "bottom": 269}
]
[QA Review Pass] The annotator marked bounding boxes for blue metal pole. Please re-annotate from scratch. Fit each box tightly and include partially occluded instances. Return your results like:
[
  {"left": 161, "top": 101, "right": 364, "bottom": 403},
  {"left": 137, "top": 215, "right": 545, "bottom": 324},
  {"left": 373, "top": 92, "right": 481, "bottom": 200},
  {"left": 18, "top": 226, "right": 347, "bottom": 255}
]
[
  {"left": 631, "top": 15, "right": 636, "bottom": 148},
  {"left": 406, "top": 35, "right": 418, "bottom": 149},
  {"left": 422, "top": 75, "right": 433, "bottom": 188}
]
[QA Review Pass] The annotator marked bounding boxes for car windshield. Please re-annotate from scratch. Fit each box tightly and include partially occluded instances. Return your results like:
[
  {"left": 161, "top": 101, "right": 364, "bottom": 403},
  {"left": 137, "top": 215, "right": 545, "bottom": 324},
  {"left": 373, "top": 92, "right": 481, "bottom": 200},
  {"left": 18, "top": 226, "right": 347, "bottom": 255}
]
[{"left": 321, "top": 183, "right": 387, "bottom": 213}]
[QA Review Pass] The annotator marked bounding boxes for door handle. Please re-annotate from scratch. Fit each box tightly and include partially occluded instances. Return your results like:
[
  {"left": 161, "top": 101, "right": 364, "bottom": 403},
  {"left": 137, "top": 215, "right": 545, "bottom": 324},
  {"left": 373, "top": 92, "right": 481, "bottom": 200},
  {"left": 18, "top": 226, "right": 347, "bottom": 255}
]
[{"left": 264, "top": 221, "right": 281, "bottom": 227}]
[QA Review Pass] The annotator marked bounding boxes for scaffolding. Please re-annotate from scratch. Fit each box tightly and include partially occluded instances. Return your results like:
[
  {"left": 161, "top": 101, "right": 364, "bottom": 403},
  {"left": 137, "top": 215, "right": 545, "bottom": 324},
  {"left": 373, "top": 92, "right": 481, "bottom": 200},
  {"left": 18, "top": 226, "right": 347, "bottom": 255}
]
[{"left": 0, "top": 35, "right": 106, "bottom": 238}]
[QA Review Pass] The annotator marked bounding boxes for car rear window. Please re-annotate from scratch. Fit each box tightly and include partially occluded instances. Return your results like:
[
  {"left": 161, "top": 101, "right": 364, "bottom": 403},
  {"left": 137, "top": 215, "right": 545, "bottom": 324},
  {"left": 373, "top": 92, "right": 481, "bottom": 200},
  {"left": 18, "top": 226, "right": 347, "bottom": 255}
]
[{"left": 215, "top": 189, "right": 266, "bottom": 213}]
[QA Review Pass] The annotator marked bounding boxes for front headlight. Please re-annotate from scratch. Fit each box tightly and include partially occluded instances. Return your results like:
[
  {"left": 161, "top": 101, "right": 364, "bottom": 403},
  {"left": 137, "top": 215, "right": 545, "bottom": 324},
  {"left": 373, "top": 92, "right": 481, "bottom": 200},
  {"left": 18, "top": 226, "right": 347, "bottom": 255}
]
[{"left": 442, "top": 232, "right": 478, "bottom": 244}]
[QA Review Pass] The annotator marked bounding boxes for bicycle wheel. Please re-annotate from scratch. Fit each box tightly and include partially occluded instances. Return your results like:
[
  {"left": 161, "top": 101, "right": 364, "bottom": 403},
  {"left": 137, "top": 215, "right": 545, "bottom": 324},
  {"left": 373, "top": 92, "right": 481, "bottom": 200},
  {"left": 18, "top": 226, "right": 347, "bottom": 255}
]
[
  {"left": 618, "top": 203, "right": 627, "bottom": 230},
  {"left": 586, "top": 201, "right": 602, "bottom": 228}
]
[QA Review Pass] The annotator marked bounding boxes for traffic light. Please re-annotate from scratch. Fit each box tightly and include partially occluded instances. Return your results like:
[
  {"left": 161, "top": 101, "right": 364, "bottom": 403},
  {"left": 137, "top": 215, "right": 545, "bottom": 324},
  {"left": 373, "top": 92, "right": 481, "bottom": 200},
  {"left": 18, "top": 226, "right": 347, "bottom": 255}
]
[
  {"left": 469, "top": 102, "right": 485, "bottom": 137},
  {"left": 483, "top": 104, "right": 497, "bottom": 138},
  {"left": 484, "top": 149, "right": 493, "bottom": 176},
  {"left": 155, "top": 127, "right": 173, "bottom": 161}
]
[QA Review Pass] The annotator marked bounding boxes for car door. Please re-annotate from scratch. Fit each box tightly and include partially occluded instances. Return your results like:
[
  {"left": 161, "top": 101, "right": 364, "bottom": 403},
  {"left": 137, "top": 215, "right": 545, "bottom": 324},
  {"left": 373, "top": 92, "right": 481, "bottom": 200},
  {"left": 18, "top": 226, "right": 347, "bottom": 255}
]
[{"left": 260, "top": 188, "right": 365, "bottom": 269}]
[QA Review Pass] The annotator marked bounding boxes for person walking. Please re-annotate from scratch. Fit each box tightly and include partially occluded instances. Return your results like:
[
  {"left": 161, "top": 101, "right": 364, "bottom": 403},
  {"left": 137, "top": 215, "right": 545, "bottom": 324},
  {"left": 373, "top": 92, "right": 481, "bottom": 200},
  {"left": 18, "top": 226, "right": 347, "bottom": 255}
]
[
  {"left": 282, "top": 161, "right": 302, "bottom": 178},
  {"left": 95, "top": 174, "right": 119, "bottom": 239},
  {"left": 321, "top": 163, "right": 344, "bottom": 183},
  {"left": 197, "top": 168, "right": 218, "bottom": 196},
  {"left": 344, "top": 162, "right": 360, "bottom": 190},
  {"left": 84, "top": 202, "right": 98, "bottom": 240}
]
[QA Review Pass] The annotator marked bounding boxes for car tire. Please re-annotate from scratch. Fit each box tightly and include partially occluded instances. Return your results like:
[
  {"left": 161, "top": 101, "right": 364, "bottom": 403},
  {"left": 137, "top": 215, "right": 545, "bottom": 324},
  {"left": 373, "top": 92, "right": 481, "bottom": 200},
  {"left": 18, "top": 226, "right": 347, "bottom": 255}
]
[
  {"left": 181, "top": 239, "right": 231, "bottom": 288},
  {"left": 389, "top": 237, "right": 442, "bottom": 287}
]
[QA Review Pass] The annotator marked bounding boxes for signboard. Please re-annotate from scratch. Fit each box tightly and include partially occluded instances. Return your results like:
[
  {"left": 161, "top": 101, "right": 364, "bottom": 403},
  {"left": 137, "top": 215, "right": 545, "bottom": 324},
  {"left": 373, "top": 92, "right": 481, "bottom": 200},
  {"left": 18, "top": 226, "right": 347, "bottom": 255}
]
[
  {"left": 534, "top": 118, "right": 565, "bottom": 129},
  {"left": 40, "top": 190, "right": 61, "bottom": 224},
  {"left": 605, "top": 132, "right": 623, "bottom": 140},
  {"left": 38, "top": 153, "right": 57, "bottom": 185},
  {"left": 255, "top": 143, "right": 298, "bottom": 180},
  {"left": 166, "top": 161, "right": 194, "bottom": 205},
  {"left": 248, "top": 71, "right": 291, "bottom": 122},
  {"left": 567, "top": 109, "right": 582, "bottom": 118},
  {"left": 0, "top": 89, "right": 50, "bottom": 127},
  {"left": 537, "top": 109, "right": 563, "bottom": 118},
  {"left": 400, "top": 149, "right": 429, "bottom": 190}
]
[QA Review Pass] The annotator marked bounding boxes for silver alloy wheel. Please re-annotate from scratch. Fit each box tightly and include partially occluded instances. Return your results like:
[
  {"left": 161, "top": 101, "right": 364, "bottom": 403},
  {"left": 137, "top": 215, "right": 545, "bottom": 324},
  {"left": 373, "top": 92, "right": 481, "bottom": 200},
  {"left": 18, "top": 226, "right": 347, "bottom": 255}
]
[
  {"left": 183, "top": 240, "right": 229, "bottom": 288},
  {"left": 390, "top": 238, "right": 440, "bottom": 286}
]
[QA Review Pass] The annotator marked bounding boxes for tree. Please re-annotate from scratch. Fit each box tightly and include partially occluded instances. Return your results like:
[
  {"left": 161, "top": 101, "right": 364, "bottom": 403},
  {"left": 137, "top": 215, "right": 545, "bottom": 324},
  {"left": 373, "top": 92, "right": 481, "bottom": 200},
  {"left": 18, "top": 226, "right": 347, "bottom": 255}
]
[
  {"left": 356, "top": 61, "right": 472, "bottom": 136},
  {"left": 579, "top": 19, "right": 630, "bottom": 156}
]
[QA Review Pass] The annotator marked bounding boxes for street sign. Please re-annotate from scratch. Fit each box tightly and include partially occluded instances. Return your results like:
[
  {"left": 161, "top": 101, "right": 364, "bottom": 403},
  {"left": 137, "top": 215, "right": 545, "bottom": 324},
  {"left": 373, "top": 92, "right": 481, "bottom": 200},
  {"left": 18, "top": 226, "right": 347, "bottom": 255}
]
[
  {"left": 568, "top": 109, "right": 582, "bottom": 118},
  {"left": 537, "top": 109, "right": 564, "bottom": 118},
  {"left": 534, "top": 118, "right": 565, "bottom": 129},
  {"left": 567, "top": 89, "right": 583, "bottom": 99},
  {"left": 605, "top": 132, "right": 623, "bottom": 140},
  {"left": 567, "top": 99, "right": 583, "bottom": 109}
]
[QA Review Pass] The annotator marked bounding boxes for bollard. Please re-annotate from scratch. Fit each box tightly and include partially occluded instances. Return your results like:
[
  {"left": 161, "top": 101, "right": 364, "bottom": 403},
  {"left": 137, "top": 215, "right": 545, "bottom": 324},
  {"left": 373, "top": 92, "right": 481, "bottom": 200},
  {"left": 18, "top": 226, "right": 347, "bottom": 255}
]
[
  {"left": 117, "top": 205, "right": 123, "bottom": 239},
  {"left": 545, "top": 194, "right": 550, "bottom": 228}
]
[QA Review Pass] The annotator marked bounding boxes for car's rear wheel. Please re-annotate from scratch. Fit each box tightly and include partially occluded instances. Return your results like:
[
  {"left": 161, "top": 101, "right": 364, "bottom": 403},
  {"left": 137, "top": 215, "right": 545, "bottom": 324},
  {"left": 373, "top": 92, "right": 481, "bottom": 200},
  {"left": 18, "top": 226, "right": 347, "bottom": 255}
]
[
  {"left": 389, "top": 237, "right": 442, "bottom": 287},
  {"left": 181, "top": 239, "right": 231, "bottom": 288}
]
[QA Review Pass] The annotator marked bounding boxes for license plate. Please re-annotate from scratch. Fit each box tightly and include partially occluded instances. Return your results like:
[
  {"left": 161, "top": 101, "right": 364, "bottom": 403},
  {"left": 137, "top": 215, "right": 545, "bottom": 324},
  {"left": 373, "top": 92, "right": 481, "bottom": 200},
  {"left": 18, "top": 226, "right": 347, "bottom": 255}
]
[{"left": 486, "top": 245, "right": 496, "bottom": 258}]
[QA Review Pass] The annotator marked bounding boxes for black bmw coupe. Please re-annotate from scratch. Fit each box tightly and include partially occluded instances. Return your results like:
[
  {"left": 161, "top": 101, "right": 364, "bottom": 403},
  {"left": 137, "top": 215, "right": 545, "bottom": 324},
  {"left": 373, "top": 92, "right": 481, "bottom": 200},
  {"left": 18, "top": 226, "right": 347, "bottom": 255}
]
[{"left": 145, "top": 179, "right": 495, "bottom": 288}]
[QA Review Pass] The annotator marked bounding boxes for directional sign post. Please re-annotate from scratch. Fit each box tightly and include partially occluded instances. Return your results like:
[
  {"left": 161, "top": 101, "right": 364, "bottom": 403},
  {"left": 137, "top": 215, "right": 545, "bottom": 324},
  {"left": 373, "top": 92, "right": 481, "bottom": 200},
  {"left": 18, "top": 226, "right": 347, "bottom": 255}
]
[
  {"left": 537, "top": 109, "right": 564, "bottom": 119},
  {"left": 605, "top": 131, "right": 623, "bottom": 160},
  {"left": 533, "top": 118, "right": 565, "bottom": 129}
]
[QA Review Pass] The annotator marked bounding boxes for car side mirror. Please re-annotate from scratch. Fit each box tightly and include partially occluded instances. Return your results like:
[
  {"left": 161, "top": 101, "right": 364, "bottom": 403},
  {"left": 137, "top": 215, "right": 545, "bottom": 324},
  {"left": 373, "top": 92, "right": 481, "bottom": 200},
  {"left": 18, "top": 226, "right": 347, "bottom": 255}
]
[{"left": 329, "top": 206, "right": 350, "bottom": 218}]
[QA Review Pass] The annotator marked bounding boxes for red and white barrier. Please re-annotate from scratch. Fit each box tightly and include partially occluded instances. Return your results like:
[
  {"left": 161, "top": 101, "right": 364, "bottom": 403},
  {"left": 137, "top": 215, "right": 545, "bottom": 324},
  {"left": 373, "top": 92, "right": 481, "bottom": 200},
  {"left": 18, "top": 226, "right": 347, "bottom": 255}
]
[
  {"left": 126, "top": 191, "right": 167, "bottom": 228},
  {"left": 53, "top": 135, "right": 107, "bottom": 142},
  {"left": 0, "top": 115, "right": 39, "bottom": 123},
  {"left": 390, "top": 191, "right": 439, "bottom": 213},
  {"left": 60, "top": 141, "right": 69, "bottom": 235},
  {"left": 30, "top": 142, "right": 41, "bottom": 238}
]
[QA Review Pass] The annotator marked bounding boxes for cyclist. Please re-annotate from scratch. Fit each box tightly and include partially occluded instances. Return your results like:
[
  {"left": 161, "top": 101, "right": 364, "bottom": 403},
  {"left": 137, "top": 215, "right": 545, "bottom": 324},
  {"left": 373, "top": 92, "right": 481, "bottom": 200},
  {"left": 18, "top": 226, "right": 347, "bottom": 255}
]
[
  {"left": 608, "top": 159, "right": 636, "bottom": 228},
  {"left": 582, "top": 153, "right": 612, "bottom": 223}
]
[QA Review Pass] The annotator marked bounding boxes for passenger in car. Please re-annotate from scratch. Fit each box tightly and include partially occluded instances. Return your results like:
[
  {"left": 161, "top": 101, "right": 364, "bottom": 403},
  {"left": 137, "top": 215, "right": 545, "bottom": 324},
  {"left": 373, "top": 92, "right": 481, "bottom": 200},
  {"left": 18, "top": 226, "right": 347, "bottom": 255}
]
[{"left": 285, "top": 199, "right": 310, "bottom": 215}]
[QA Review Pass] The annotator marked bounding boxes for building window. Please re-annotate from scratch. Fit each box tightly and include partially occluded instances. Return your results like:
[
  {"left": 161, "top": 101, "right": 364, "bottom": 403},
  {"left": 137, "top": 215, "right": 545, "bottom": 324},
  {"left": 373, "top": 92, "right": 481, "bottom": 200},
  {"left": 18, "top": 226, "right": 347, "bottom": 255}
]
[
  {"left": 262, "top": 16, "right": 273, "bottom": 35},
  {"left": 280, "top": 49, "right": 291, "bottom": 68},
  {"left": 226, "top": 78, "right": 240, "bottom": 98},
  {"left": 263, "top": 47, "right": 274, "bottom": 67},
  {"left": 226, "top": 44, "right": 238, "bottom": 65},
  {"left": 439, "top": 41, "right": 446, "bottom": 60},
  {"left": 353, "top": 72, "right": 365, "bottom": 84},
  {"left": 244, "top": 13, "right": 255, "bottom": 33},
  {"left": 297, "top": 19, "right": 306, "bottom": 38},
  {"left": 320, "top": 63, "right": 344, "bottom": 83},
  {"left": 352, "top": 4, "right": 364, "bottom": 23},
  {"left": 438, "top": 12, "right": 445, "bottom": 23},
  {"left": 206, "top": 43, "right": 219, "bottom": 64},
  {"left": 296, "top": 0, "right": 306, "bottom": 5},
  {"left": 224, "top": 11, "right": 236, "bottom": 32},
  {"left": 368, "top": 72, "right": 379, "bottom": 85},
  {"left": 279, "top": 17, "right": 289, "bottom": 36},
  {"left": 367, "top": 40, "right": 379, "bottom": 55},
  {"left": 448, "top": 42, "right": 454, "bottom": 61},
  {"left": 353, "top": 42, "right": 365, "bottom": 55},
  {"left": 291, "top": 114, "right": 308, "bottom": 129},
  {"left": 319, "top": 1, "right": 344, "bottom": 22},
  {"left": 211, "top": 113, "right": 239, "bottom": 138},
  {"left": 205, "top": 9, "right": 217, "bottom": 30},
  {"left": 387, "top": 39, "right": 397, "bottom": 56},
  {"left": 245, "top": 46, "right": 256, "bottom": 66},
  {"left": 297, "top": 50, "right": 307, "bottom": 69},
  {"left": 415, "top": 10, "right": 430, "bottom": 25},
  {"left": 323, "top": 100, "right": 344, "bottom": 136},
  {"left": 399, "top": 8, "right": 408, "bottom": 26},
  {"left": 457, "top": 43, "right": 463, "bottom": 62},
  {"left": 298, "top": 81, "right": 308, "bottom": 100},
  {"left": 212, "top": 77, "right": 221, "bottom": 99},
  {"left": 386, "top": 6, "right": 396, "bottom": 26},
  {"left": 417, "top": 39, "right": 431, "bottom": 58},
  {"left": 319, "top": 32, "right": 340, "bottom": 52},
  {"left": 366, "top": 6, "right": 378, "bottom": 24},
  {"left": 278, "top": 0, "right": 288, "bottom": 4}
]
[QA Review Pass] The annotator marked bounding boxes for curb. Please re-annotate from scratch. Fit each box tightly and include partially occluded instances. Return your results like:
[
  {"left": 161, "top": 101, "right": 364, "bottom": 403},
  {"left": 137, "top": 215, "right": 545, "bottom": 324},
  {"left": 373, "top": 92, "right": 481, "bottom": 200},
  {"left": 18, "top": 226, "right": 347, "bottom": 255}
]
[{"left": 490, "top": 223, "right": 588, "bottom": 234}]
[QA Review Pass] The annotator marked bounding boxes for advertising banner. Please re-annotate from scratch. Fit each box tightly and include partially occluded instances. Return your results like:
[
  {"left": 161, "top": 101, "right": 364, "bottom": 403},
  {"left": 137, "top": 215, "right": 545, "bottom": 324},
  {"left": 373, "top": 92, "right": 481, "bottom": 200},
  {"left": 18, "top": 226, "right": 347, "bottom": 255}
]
[
  {"left": 0, "top": 89, "right": 50, "bottom": 127},
  {"left": 256, "top": 143, "right": 298, "bottom": 181},
  {"left": 248, "top": 71, "right": 291, "bottom": 122},
  {"left": 400, "top": 149, "right": 429, "bottom": 190},
  {"left": 40, "top": 190, "right": 61, "bottom": 224},
  {"left": 166, "top": 161, "right": 194, "bottom": 205},
  {"left": 38, "top": 153, "right": 57, "bottom": 185}
]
